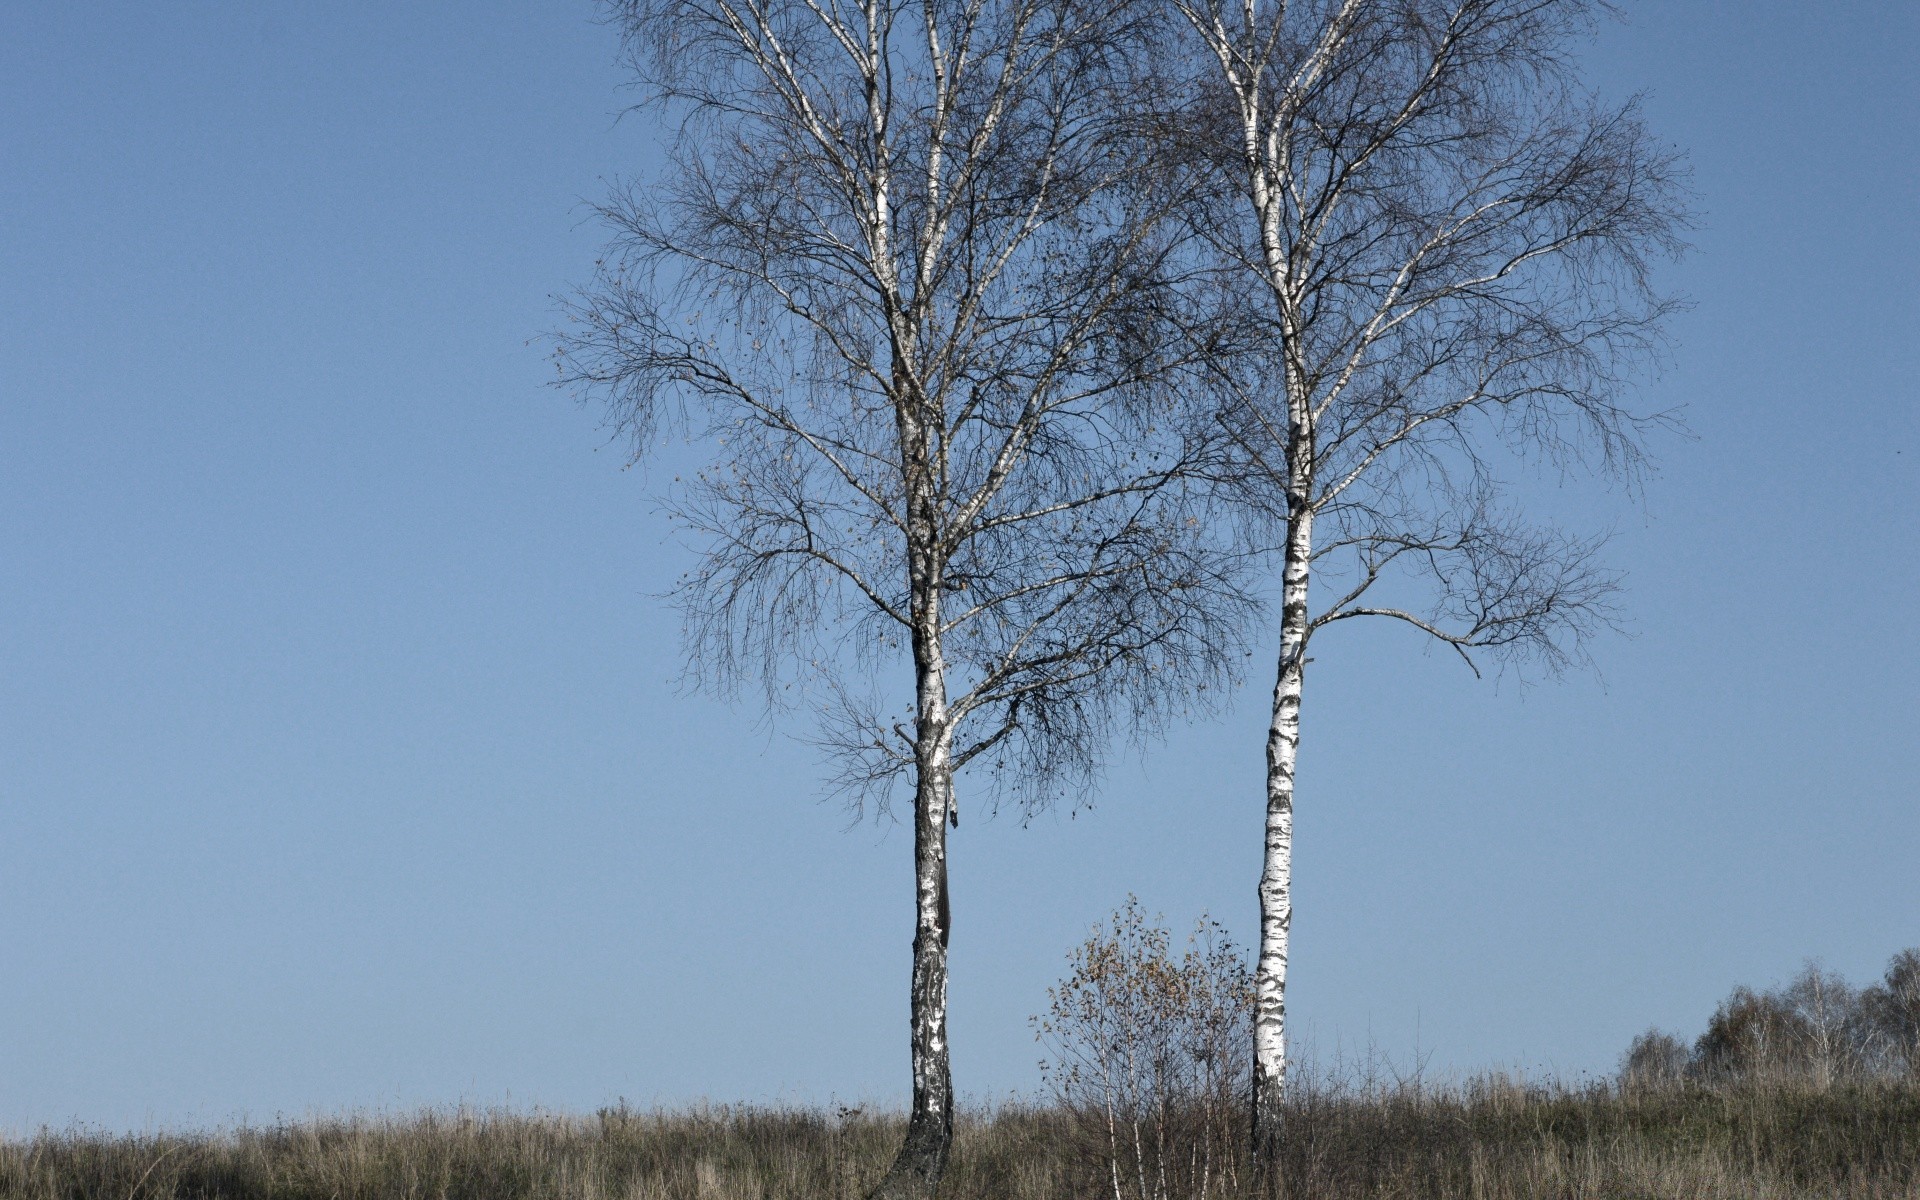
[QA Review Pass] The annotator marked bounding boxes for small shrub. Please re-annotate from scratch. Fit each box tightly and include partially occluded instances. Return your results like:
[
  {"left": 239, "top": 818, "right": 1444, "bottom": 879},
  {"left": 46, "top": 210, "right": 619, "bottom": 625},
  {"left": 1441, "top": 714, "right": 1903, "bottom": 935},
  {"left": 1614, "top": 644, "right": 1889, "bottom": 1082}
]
[{"left": 1034, "top": 898, "right": 1252, "bottom": 1200}]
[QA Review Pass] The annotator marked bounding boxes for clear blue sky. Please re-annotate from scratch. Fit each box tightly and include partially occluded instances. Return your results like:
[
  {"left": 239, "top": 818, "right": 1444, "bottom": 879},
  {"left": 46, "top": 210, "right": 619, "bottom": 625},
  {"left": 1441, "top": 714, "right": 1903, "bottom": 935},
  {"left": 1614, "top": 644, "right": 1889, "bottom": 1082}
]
[{"left": 2, "top": 2, "right": 1914, "bottom": 1133}]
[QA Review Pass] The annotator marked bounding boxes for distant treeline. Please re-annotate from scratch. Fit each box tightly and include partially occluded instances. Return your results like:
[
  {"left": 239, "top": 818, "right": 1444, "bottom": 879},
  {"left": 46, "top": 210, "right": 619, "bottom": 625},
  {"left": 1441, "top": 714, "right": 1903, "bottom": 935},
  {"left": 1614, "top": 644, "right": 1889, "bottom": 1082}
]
[{"left": 1624, "top": 949, "right": 1920, "bottom": 1085}]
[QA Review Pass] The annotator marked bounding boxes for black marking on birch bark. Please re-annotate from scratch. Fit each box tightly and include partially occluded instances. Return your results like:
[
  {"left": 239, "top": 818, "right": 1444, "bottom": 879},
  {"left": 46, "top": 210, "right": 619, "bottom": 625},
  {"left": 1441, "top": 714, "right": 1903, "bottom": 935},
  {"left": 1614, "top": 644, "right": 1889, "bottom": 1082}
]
[{"left": 936, "top": 856, "right": 950, "bottom": 947}]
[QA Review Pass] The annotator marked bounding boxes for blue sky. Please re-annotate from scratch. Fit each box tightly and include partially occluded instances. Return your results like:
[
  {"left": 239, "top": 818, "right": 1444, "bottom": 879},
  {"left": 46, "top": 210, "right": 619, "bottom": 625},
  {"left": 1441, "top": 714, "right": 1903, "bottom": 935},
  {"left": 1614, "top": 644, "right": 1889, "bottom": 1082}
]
[{"left": 2, "top": 2, "right": 1915, "bottom": 1133}]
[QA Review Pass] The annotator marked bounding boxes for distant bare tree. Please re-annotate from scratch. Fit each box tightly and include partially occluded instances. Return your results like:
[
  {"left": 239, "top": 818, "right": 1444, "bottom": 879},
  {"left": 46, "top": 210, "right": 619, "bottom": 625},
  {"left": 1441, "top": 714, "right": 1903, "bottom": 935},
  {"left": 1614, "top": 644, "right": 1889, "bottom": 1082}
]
[
  {"left": 1779, "top": 963, "right": 1860, "bottom": 1088},
  {"left": 1618, "top": 1029, "right": 1688, "bottom": 1088},
  {"left": 558, "top": 0, "right": 1251, "bottom": 1192},
  {"left": 1862, "top": 949, "right": 1920, "bottom": 1076},
  {"left": 1690, "top": 965, "right": 1864, "bottom": 1085},
  {"left": 1158, "top": 0, "right": 1689, "bottom": 1171}
]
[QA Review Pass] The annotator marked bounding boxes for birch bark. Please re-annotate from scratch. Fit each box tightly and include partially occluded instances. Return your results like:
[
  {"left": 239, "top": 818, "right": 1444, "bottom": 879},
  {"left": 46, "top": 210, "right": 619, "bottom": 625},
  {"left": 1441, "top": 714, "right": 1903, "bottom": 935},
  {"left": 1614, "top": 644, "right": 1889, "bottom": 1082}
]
[
  {"left": 884, "top": 690, "right": 954, "bottom": 1195},
  {"left": 876, "top": 396, "right": 956, "bottom": 1196},
  {"left": 1253, "top": 495, "right": 1310, "bottom": 1164},
  {"left": 1246, "top": 89, "right": 1316, "bottom": 1169}
]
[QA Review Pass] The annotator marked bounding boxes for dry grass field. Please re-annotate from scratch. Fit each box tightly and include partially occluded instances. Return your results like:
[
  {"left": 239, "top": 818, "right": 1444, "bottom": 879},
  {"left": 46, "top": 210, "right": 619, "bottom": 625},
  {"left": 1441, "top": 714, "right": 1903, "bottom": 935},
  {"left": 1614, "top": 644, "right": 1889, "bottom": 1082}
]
[
  {"left": 8, "top": 1078, "right": 1920, "bottom": 1200},
  {"left": 14, "top": 931, "right": 1916, "bottom": 1198}
]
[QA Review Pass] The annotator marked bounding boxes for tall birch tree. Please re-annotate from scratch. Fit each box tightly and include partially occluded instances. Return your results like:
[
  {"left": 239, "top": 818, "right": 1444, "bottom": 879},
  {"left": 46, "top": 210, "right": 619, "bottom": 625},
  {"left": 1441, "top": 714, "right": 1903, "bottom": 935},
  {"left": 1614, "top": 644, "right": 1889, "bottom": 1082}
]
[
  {"left": 559, "top": 0, "right": 1250, "bottom": 1193},
  {"left": 1162, "top": 0, "right": 1688, "bottom": 1173}
]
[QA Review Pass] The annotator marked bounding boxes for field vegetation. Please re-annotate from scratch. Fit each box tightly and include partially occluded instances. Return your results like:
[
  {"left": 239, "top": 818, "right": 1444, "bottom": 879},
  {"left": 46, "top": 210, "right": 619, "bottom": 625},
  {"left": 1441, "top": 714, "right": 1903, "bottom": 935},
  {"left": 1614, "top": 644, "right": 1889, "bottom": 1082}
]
[
  {"left": 9, "top": 1079, "right": 1920, "bottom": 1200},
  {"left": 9, "top": 916, "right": 1919, "bottom": 1200}
]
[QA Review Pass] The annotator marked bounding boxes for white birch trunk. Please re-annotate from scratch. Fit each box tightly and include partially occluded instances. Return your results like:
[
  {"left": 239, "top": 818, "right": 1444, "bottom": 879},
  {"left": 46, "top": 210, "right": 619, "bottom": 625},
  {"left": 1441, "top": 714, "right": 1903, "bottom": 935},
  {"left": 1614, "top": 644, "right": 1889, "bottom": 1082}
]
[
  {"left": 1245, "top": 89, "right": 1314, "bottom": 1168},
  {"left": 872, "top": 624, "right": 956, "bottom": 1198},
  {"left": 1251, "top": 499, "right": 1309, "bottom": 1167},
  {"left": 873, "top": 412, "right": 956, "bottom": 1197}
]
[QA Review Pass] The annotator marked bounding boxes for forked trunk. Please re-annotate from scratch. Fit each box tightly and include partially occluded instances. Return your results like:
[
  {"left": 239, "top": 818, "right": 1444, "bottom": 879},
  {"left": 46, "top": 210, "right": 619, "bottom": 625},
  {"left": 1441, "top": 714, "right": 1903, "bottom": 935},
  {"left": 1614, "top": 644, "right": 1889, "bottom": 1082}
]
[{"left": 1252, "top": 502, "right": 1310, "bottom": 1184}]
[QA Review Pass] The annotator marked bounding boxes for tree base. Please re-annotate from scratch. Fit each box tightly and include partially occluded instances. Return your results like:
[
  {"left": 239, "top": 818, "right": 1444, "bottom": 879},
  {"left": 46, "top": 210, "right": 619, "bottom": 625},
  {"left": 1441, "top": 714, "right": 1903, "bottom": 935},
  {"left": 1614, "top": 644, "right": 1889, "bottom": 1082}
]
[
  {"left": 866, "top": 1109, "right": 949, "bottom": 1200},
  {"left": 1251, "top": 1094, "right": 1285, "bottom": 1198}
]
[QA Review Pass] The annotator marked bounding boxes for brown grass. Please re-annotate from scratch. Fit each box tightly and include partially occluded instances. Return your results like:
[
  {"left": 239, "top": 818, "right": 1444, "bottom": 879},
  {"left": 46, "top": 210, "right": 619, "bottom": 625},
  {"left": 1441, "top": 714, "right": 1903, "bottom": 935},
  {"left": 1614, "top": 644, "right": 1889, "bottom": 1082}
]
[{"left": 7, "top": 1079, "right": 1920, "bottom": 1200}]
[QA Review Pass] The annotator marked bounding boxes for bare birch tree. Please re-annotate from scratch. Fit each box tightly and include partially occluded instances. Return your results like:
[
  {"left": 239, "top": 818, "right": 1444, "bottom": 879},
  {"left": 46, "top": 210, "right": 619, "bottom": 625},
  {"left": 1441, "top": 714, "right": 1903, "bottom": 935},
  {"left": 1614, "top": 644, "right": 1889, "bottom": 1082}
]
[
  {"left": 558, "top": 0, "right": 1250, "bottom": 1192},
  {"left": 1159, "top": 0, "right": 1689, "bottom": 1173}
]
